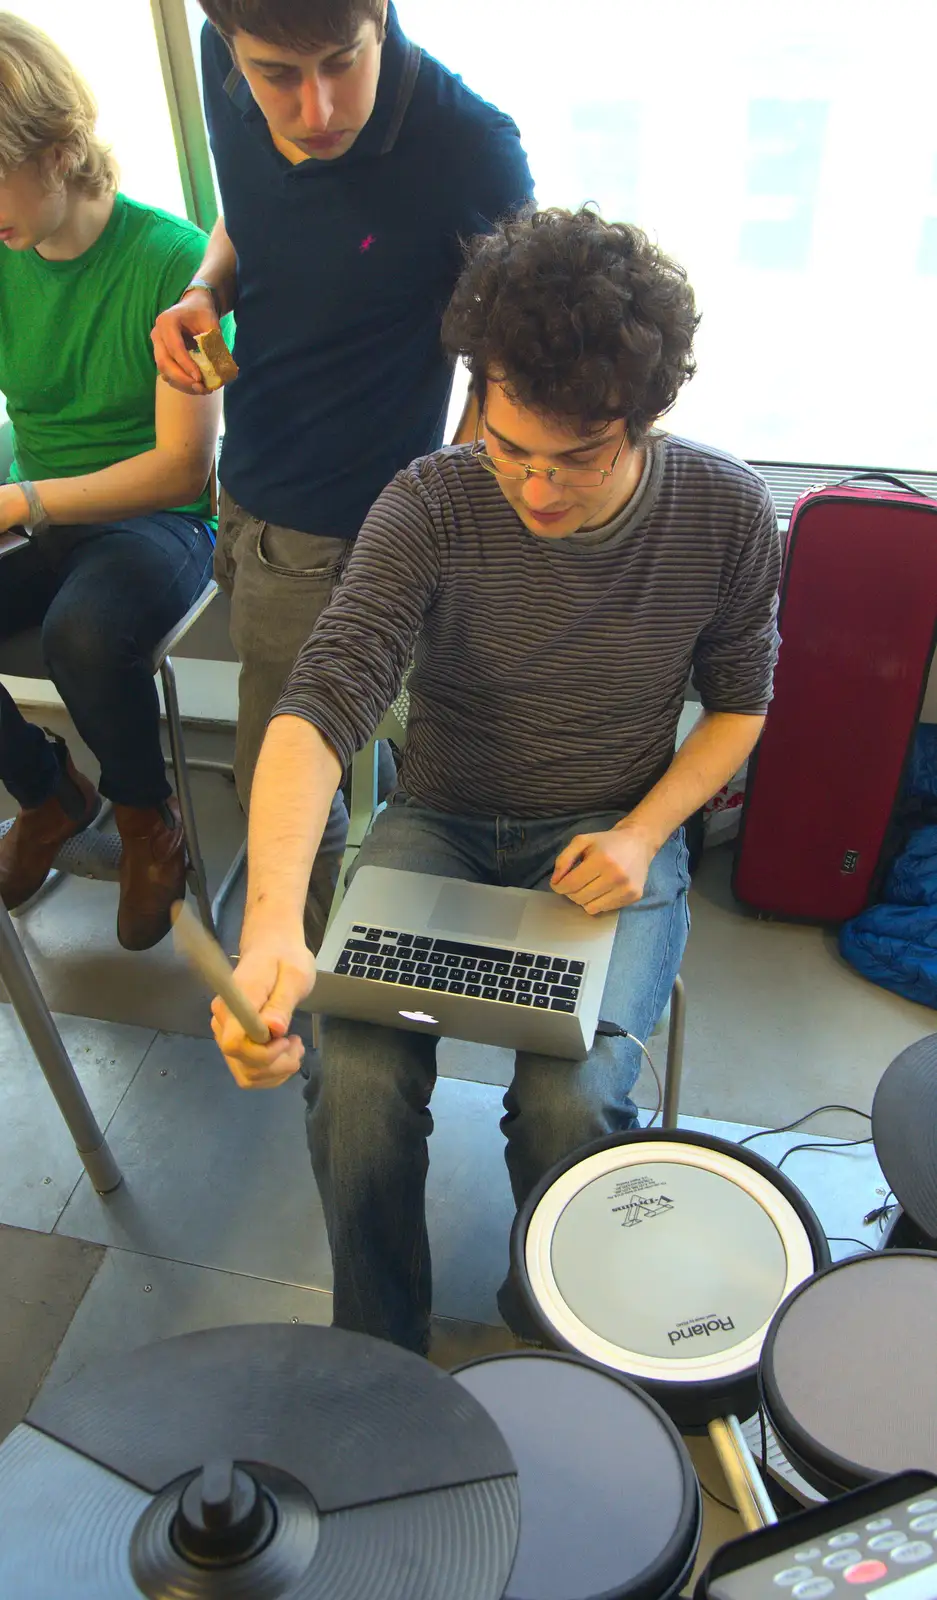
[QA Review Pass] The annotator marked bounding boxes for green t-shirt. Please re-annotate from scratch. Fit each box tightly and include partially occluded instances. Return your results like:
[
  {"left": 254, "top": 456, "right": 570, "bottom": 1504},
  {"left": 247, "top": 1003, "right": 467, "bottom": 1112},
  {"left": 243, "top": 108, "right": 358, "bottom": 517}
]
[{"left": 0, "top": 192, "right": 229, "bottom": 524}]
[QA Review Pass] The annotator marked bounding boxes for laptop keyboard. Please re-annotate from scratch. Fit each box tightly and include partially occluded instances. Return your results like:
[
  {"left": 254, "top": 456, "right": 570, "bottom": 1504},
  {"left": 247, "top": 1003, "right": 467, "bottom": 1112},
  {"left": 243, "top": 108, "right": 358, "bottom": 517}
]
[{"left": 335, "top": 925, "right": 585, "bottom": 1013}]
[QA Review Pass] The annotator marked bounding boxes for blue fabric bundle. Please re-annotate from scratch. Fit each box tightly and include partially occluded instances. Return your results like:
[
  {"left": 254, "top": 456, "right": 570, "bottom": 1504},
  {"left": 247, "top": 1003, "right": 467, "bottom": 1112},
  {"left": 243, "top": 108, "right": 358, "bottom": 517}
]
[{"left": 839, "top": 728, "right": 937, "bottom": 1008}]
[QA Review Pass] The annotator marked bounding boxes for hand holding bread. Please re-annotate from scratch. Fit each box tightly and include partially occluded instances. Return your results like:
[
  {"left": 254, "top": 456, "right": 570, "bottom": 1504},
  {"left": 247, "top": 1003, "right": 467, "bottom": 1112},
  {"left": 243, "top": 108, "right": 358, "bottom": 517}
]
[
  {"left": 151, "top": 285, "right": 238, "bottom": 395},
  {"left": 189, "top": 327, "right": 239, "bottom": 392}
]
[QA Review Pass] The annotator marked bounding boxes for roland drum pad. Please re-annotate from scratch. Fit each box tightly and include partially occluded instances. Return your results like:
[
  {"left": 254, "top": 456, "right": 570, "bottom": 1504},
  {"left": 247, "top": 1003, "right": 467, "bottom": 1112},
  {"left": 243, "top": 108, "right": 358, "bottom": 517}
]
[
  {"left": 453, "top": 1351, "right": 702, "bottom": 1600},
  {"left": 511, "top": 1130, "right": 830, "bottom": 1432},
  {"left": 760, "top": 1251, "right": 937, "bottom": 1498}
]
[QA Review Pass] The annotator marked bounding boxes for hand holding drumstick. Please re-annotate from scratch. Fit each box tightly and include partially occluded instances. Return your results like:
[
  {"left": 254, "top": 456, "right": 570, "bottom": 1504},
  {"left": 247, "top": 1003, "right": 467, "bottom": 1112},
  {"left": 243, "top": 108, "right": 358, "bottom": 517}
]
[{"left": 170, "top": 900, "right": 315, "bottom": 1089}]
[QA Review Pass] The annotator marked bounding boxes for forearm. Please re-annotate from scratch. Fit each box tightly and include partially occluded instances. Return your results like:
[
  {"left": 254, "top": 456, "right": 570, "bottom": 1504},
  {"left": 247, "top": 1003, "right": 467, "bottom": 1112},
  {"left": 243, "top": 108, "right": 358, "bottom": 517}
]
[
  {"left": 188, "top": 215, "right": 238, "bottom": 316},
  {"left": 242, "top": 715, "right": 343, "bottom": 935},
  {"left": 27, "top": 442, "right": 211, "bottom": 526},
  {"left": 622, "top": 710, "right": 765, "bottom": 851}
]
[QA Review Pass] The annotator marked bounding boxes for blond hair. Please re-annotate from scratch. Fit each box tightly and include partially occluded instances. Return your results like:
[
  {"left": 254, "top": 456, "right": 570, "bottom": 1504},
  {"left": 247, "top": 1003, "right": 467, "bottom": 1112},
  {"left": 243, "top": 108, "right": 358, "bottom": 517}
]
[{"left": 0, "top": 12, "right": 117, "bottom": 195}]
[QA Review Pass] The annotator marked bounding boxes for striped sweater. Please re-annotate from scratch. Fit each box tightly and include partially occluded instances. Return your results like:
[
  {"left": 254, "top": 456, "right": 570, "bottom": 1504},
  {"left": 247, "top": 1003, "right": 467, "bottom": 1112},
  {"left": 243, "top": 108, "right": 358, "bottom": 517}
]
[{"left": 275, "top": 434, "right": 781, "bottom": 818}]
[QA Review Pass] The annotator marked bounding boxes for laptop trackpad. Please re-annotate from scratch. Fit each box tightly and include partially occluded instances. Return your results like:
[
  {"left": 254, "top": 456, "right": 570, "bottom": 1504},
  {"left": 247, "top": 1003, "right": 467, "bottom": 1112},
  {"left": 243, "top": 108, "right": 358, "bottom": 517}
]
[{"left": 428, "top": 882, "right": 524, "bottom": 943}]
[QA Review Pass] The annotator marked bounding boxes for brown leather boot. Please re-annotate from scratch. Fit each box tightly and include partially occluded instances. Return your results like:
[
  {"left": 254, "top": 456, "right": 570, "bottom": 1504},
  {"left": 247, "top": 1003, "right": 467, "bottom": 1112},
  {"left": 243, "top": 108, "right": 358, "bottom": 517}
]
[
  {"left": 114, "top": 796, "right": 187, "bottom": 951},
  {"left": 0, "top": 742, "right": 101, "bottom": 911}
]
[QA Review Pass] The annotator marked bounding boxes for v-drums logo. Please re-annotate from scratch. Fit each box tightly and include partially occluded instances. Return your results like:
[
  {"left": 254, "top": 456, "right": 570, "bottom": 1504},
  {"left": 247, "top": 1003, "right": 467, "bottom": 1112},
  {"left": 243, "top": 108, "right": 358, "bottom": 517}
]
[{"left": 612, "top": 1194, "right": 674, "bottom": 1227}]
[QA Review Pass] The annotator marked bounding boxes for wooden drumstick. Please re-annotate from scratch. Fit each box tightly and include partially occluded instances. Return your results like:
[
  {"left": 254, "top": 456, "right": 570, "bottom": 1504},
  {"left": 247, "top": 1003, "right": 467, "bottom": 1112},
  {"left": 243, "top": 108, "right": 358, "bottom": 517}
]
[{"left": 170, "top": 900, "right": 271, "bottom": 1045}]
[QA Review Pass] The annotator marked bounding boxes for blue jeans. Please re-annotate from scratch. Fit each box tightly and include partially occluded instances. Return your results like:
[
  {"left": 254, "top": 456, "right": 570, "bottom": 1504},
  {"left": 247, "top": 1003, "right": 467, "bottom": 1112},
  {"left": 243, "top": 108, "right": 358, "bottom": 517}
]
[
  {"left": 0, "top": 513, "right": 213, "bottom": 808},
  {"left": 304, "top": 790, "right": 691, "bottom": 1354}
]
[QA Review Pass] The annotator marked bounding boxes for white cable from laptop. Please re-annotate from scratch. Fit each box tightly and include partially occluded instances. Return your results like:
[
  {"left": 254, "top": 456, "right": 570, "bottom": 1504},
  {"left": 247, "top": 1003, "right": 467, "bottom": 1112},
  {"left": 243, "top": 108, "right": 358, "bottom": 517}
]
[{"left": 596, "top": 1020, "right": 661, "bottom": 1125}]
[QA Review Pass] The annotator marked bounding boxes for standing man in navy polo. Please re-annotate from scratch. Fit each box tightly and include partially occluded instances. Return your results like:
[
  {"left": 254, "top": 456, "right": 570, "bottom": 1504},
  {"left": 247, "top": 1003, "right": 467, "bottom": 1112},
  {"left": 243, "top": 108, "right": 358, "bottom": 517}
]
[{"left": 152, "top": 0, "right": 533, "bottom": 946}]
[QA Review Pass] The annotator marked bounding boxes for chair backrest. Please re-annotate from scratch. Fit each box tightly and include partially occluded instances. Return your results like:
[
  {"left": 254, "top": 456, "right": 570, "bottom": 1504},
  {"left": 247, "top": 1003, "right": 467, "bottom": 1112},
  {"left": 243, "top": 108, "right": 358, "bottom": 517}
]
[
  {"left": 0, "top": 582, "right": 237, "bottom": 682},
  {"left": 151, "top": 579, "right": 220, "bottom": 671},
  {"left": 161, "top": 581, "right": 238, "bottom": 664}
]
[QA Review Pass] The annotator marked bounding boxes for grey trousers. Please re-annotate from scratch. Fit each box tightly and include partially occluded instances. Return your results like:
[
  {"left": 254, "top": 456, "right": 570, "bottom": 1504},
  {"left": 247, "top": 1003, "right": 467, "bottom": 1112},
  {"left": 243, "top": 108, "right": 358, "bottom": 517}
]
[{"left": 214, "top": 489, "right": 394, "bottom": 950}]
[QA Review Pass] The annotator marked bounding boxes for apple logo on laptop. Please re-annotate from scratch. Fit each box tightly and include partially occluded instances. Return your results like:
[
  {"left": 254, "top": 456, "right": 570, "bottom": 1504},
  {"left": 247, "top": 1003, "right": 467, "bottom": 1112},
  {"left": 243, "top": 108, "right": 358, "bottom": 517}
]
[{"left": 399, "top": 1009, "right": 438, "bottom": 1025}]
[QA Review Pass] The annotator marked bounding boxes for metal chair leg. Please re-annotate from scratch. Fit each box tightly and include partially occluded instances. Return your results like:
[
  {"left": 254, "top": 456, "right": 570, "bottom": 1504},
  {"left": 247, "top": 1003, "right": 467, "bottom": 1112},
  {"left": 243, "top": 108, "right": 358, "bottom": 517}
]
[
  {"left": 323, "top": 738, "right": 379, "bottom": 940},
  {"left": 161, "top": 656, "right": 215, "bottom": 936},
  {"left": 708, "top": 1414, "right": 777, "bottom": 1529},
  {"left": 211, "top": 837, "right": 246, "bottom": 939},
  {"left": 0, "top": 900, "right": 121, "bottom": 1193},
  {"left": 661, "top": 974, "right": 686, "bottom": 1131},
  {"left": 312, "top": 741, "right": 381, "bottom": 1042},
  {"left": 346, "top": 739, "right": 380, "bottom": 849},
  {"left": 157, "top": 755, "right": 240, "bottom": 937}
]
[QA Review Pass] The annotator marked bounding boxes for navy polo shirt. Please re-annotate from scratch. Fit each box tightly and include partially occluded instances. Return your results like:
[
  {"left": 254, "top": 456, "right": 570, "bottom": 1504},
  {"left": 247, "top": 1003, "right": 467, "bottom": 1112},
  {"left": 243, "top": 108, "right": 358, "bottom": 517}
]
[{"left": 201, "top": 7, "right": 533, "bottom": 537}]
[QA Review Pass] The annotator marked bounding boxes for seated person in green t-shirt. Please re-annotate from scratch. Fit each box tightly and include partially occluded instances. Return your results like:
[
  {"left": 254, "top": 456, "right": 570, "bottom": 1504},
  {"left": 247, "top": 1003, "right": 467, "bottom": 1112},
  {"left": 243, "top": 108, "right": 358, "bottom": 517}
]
[{"left": 0, "top": 15, "right": 226, "bottom": 950}]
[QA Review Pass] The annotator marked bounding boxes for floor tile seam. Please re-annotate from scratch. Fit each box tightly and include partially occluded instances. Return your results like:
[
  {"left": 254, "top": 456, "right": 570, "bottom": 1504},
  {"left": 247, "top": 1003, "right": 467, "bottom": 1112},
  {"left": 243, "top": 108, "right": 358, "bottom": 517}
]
[
  {"left": 77, "top": 1239, "right": 337, "bottom": 1296},
  {"left": 19, "top": 1236, "right": 108, "bottom": 1405},
  {"left": 431, "top": 1310, "right": 510, "bottom": 1334},
  {"left": 44, "top": 1027, "right": 162, "bottom": 1237}
]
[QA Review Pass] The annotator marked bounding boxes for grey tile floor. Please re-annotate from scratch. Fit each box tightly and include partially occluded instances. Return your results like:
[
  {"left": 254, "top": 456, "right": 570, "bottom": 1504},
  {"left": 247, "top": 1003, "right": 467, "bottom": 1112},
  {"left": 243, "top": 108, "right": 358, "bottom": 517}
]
[
  {"left": 0, "top": 1225, "right": 103, "bottom": 1442},
  {"left": 0, "top": 702, "right": 934, "bottom": 1584}
]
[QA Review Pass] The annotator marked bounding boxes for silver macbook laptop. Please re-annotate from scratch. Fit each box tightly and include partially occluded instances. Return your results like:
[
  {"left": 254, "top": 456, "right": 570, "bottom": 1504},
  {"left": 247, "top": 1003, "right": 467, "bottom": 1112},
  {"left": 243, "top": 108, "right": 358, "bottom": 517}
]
[{"left": 309, "top": 866, "right": 620, "bottom": 1059}]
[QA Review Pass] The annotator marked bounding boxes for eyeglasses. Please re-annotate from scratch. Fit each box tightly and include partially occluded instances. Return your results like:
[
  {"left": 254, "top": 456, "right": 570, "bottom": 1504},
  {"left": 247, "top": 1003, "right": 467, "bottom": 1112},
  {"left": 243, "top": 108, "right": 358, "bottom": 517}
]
[{"left": 471, "top": 416, "right": 628, "bottom": 489}]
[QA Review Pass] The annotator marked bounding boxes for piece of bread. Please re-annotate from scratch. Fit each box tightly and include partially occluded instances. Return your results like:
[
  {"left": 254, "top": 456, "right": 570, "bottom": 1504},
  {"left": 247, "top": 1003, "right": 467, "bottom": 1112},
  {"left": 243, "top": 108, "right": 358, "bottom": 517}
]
[{"left": 190, "top": 327, "right": 239, "bottom": 391}]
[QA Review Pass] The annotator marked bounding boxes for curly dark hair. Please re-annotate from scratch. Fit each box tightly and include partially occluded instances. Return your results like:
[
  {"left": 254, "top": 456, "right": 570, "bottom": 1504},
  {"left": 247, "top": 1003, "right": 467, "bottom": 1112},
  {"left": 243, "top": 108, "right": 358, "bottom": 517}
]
[{"left": 442, "top": 206, "right": 700, "bottom": 446}]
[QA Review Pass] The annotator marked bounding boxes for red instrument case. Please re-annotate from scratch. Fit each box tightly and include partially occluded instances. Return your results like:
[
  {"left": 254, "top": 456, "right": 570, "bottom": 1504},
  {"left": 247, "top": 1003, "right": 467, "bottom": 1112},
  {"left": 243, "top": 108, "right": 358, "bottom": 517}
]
[{"left": 733, "top": 474, "right": 937, "bottom": 921}]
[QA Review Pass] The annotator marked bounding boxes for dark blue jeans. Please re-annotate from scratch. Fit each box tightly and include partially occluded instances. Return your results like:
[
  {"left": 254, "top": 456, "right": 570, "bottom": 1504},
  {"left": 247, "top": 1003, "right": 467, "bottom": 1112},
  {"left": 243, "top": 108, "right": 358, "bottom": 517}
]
[
  {"left": 0, "top": 513, "right": 213, "bottom": 809},
  {"left": 304, "top": 790, "right": 691, "bottom": 1353}
]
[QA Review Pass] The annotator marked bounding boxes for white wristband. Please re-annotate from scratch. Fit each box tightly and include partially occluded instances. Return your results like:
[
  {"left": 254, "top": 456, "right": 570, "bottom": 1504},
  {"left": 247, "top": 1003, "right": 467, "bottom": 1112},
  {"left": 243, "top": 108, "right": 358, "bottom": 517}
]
[{"left": 184, "top": 278, "right": 223, "bottom": 318}]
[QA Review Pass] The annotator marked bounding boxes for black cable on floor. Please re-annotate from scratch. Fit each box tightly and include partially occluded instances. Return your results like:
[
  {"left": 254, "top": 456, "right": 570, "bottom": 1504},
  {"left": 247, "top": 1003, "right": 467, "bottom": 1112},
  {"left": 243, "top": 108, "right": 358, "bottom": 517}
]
[
  {"left": 828, "top": 1235, "right": 876, "bottom": 1254},
  {"left": 865, "top": 1191, "right": 896, "bottom": 1230},
  {"left": 735, "top": 1105, "right": 878, "bottom": 1235},
  {"left": 699, "top": 1478, "right": 737, "bottom": 1515},
  {"left": 737, "top": 1104, "right": 870, "bottom": 1147},
  {"left": 776, "top": 1135, "right": 873, "bottom": 1172}
]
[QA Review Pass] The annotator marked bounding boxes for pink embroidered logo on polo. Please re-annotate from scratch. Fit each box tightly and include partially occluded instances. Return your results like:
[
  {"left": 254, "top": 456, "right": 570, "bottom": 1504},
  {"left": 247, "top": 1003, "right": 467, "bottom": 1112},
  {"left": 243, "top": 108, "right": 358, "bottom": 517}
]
[{"left": 359, "top": 234, "right": 376, "bottom": 252}]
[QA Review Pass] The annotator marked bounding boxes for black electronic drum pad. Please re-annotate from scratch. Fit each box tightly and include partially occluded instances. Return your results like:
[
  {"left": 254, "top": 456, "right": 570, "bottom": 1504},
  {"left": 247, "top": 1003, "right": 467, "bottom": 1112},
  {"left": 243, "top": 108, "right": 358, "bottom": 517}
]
[
  {"left": 882, "top": 1206, "right": 934, "bottom": 1250},
  {"left": 454, "top": 1352, "right": 701, "bottom": 1600},
  {"left": 760, "top": 1251, "right": 937, "bottom": 1497},
  {"left": 511, "top": 1130, "right": 829, "bottom": 1429},
  {"left": 872, "top": 1033, "right": 937, "bottom": 1242},
  {"left": 0, "top": 1323, "right": 520, "bottom": 1600}
]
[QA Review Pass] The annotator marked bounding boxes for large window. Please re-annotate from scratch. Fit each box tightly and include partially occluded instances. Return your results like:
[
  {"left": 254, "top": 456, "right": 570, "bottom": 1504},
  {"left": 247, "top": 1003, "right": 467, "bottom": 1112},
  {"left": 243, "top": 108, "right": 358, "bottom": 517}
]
[
  {"left": 0, "top": 4, "right": 191, "bottom": 423},
  {"left": 9, "top": 3, "right": 187, "bottom": 217},
  {"left": 399, "top": 0, "right": 937, "bottom": 469},
  {"left": 8, "top": 4, "right": 935, "bottom": 470}
]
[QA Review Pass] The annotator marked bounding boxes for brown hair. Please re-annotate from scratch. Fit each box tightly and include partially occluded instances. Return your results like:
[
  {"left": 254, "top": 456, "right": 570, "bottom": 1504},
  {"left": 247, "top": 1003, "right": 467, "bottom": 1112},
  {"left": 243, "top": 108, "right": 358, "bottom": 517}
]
[
  {"left": 443, "top": 206, "right": 700, "bottom": 447},
  {"left": 0, "top": 12, "right": 117, "bottom": 195},
  {"left": 198, "top": 0, "right": 385, "bottom": 50}
]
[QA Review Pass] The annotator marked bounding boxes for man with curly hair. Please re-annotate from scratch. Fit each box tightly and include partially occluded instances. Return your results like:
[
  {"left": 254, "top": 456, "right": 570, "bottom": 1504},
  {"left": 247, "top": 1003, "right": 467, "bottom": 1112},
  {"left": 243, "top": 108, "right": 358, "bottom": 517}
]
[{"left": 212, "top": 207, "right": 782, "bottom": 1355}]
